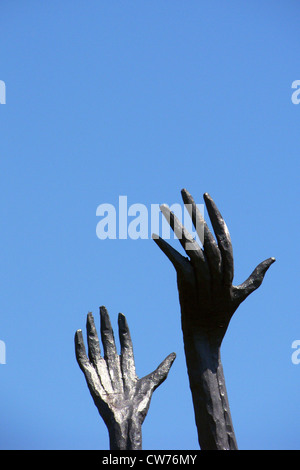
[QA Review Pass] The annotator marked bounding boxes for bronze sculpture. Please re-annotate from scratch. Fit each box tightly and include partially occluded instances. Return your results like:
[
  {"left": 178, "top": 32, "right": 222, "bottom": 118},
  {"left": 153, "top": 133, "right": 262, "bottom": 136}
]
[
  {"left": 75, "top": 306, "right": 176, "bottom": 450},
  {"left": 152, "top": 189, "right": 275, "bottom": 449},
  {"left": 75, "top": 189, "right": 275, "bottom": 450}
]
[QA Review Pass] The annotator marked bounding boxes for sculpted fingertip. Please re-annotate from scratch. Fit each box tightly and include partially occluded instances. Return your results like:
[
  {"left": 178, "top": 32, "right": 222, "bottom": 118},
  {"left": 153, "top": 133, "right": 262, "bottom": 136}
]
[
  {"left": 118, "top": 312, "right": 127, "bottom": 327},
  {"left": 181, "top": 189, "right": 194, "bottom": 205},
  {"left": 75, "top": 329, "right": 84, "bottom": 344},
  {"left": 265, "top": 257, "right": 276, "bottom": 267},
  {"left": 160, "top": 203, "right": 168, "bottom": 212},
  {"left": 99, "top": 306, "right": 111, "bottom": 327}
]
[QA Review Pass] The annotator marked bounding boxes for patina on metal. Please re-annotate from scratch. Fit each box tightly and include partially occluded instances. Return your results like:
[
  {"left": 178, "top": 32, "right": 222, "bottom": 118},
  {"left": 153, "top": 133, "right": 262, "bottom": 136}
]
[
  {"left": 75, "top": 306, "right": 176, "bottom": 450},
  {"left": 152, "top": 189, "right": 275, "bottom": 450}
]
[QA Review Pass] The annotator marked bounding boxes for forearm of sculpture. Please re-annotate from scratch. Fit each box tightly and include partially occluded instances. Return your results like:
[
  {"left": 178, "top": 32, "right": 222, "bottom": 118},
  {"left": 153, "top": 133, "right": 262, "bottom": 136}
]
[
  {"left": 182, "top": 329, "right": 237, "bottom": 450},
  {"left": 216, "top": 358, "right": 237, "bottom": 449}
]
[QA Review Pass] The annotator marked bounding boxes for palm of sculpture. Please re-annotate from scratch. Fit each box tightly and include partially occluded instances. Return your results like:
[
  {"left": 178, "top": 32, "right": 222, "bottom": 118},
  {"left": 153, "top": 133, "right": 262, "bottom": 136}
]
[{"left": 152, "top": 190, "right": 275, "bottom": 449}]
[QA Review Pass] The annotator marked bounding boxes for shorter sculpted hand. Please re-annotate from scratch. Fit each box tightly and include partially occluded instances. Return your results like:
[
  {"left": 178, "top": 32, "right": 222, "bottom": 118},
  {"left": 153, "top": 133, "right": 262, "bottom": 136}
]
[{"left": 75, "top": 306, "right": 176, "bottom": 450}]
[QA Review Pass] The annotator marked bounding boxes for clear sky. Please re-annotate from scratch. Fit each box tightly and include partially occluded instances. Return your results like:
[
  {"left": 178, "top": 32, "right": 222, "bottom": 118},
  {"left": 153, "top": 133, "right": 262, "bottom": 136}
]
[{"left": 0, "top": 1, "right": 299, "bottom": 450}]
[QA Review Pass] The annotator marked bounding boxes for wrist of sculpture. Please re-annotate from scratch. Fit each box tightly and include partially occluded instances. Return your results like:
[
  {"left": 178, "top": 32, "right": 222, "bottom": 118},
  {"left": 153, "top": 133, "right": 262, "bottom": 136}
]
[{"left": 107, "top": 416, "right": 142, "bottom": 450}]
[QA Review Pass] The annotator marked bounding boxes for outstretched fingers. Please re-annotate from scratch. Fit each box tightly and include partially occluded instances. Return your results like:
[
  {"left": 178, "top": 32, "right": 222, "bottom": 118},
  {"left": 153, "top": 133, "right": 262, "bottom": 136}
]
[
  {"left": 86, "top": 312, "right": 113, "bottom": 392},
  {"left": 147, "top": 352, "right": 176, "bottom": 392},
  {"left": 74, "top": 329, "right": 104, "bottom": 397},
  {"left": 159, "top": 204, "right": 211, "bottom": 283},
  {"left": 118, "top": 313, "right": 137, "bottom": 389},
  {"left": 152, "top": 234, "right": 190, "bottom": 273},
  {"left": 100, "top": 306, "right": 123, "bottom": 391},
  {"left": 181, "top": 189, "right": 222, "bottom": 277},
  {"left": 100, "top": 306, "right": 118, "bottom": 359},
  {"left": 233, "top": 257, "right": 276, "bottom": 304},
  {"left": 75, "top": 329, "right": 89, "bottom": 371},
  {"left": 86, "top": 312, "right": 101, "bottom": 366},
  {"left": 203, "top": 193, "right": 234, "bottom": 285},
  {"left": 160, "top": 204, "right": 203, "bottom": 258}
]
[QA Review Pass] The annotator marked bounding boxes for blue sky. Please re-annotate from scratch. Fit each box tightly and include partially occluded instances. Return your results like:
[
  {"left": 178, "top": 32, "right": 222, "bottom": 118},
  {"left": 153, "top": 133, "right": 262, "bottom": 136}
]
[{"left": 0, "top": 1, "right": 299, "bottom": 450}]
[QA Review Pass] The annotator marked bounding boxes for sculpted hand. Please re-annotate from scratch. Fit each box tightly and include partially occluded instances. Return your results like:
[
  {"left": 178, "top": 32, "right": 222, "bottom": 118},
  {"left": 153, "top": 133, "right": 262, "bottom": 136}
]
[
  {"left": 153, "top": 189, "right": 275, "bottom": 345},
  {"left": 75, "top": 306, "right": 176, "bottom": 450},
  {"left": 152, "top": 189, "right": 275, "bottom": 449}
]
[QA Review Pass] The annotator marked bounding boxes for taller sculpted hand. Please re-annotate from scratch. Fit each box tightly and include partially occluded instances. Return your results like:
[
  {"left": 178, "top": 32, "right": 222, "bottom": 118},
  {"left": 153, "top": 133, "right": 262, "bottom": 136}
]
[
  {"left": 153, "top": 189, "right": 275, "bottom": 450},
  {"left": 75, "top": 306, "right": 176, "bottom": 450}
]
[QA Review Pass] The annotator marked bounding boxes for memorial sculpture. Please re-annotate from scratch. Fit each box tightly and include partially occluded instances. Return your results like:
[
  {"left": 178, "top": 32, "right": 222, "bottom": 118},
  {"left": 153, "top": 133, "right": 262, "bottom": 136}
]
[
  {"left": 152, "top": 189, "right": 275, "bottom": 450},
  {"left": 75, "top": 189, "right": 275, "bottom": 450},
  {"left": 75, "top": 306, "right": 176, "bottom": 450}
]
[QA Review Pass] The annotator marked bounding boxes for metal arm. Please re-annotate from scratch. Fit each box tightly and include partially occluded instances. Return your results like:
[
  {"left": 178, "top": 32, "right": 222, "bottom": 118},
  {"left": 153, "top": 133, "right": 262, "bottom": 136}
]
[{"left": 153, "top": 189, "right": 275, "bottom": 450}]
